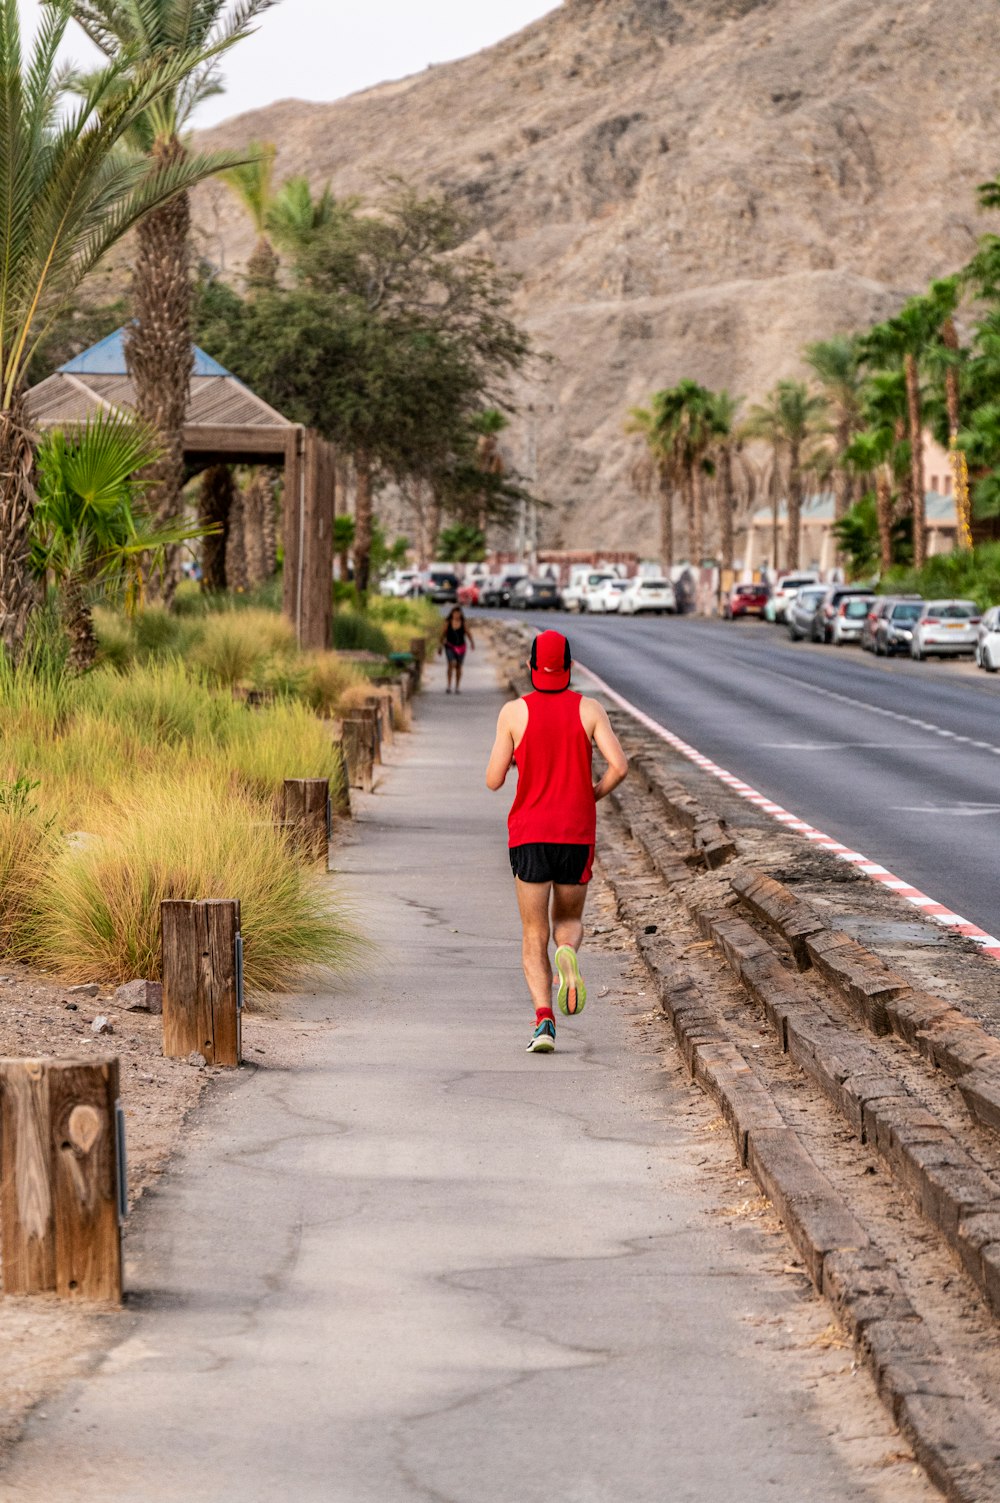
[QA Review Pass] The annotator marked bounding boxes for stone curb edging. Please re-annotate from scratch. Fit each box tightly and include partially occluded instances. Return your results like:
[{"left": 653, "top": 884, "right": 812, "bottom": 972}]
[
  {"left": 604, "top": 843, "right": 1000, "bottom": 1503},
  {"left": 697, "top": 904, "right": 1000, "bottom": 1324},
  {"left": 730, "top": 870, "right": 1000, "bottom": 1141}
]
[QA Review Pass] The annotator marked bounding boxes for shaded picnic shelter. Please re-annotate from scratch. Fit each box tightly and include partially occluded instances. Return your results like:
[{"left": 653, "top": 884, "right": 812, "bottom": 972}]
[{"left": 24, "top": 329, "right": 337, "bottom": 649}]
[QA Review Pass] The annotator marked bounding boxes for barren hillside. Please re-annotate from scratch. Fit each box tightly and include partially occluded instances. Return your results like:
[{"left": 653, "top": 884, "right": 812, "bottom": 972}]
[{"left": 194, "top": 0, "right": 1000, "bottom": 552}]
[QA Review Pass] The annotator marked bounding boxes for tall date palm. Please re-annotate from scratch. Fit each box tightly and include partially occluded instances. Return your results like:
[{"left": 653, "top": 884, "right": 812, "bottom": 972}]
[
  {"left": 0, "top": 0, "right": 233, "bottom": 660},
  {"left": 63, "top": 0, "right": 280, "bottom": 594}
]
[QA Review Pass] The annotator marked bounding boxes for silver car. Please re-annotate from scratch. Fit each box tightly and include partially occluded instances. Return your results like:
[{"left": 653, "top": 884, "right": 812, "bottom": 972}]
[
  {"left": 975, "top": 605, "right": 1000, "bottom": 672},
  {"left": 910, "top": 599, "right": 981, "bottom": 660},
  {"left": 830, "top": 594, "right": 875, "bottom": 645},
  {"left": 786, "top": 585, "right": 828, "bottom": 641},
  {"left": 875, "top": 599, "right": 924, "bottom": 656}
]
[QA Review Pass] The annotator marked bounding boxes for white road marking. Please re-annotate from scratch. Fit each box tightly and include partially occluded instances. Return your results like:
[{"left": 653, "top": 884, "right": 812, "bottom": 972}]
[{"left": 578, "top": 662, "right": 1000, "bottom": 959}]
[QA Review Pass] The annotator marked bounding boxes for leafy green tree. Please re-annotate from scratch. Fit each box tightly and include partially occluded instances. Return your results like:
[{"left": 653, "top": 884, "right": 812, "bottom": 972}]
[
  {"left": 742, "top": 382, "right": 828, "bottom": 570},
  {"left": 333, "top": 514, "right": 355, "bottom": 582},
  {"left": 61, "top": 0, "right": 280, "bottom": 589},
  {"left": 0, "top": 0, "right": 233, "bottom": 661},
  {"left": 832, "top": 493, "right": 911, "bottom": 579},
  {"left": 706, "top": 390, "right": 740, "bottom": 571},
  {"left": 31, "top": 412, "right": 203, "bottom": 671}
]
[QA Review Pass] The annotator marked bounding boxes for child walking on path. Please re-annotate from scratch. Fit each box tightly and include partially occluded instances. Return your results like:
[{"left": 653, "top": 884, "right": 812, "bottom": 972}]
[
  {"left": 486, "top": 629, "right": 629, "bottom": 1052},
  {"left": 439, "top": 606, "right": 475, "bottom": 694}
]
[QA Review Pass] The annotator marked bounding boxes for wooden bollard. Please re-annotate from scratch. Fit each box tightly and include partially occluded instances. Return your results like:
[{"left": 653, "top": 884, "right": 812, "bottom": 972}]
[
  {"left": 282, "top": 778, "right": 330, "bottom": 862},
  {"left": 0, "top": 1056, "right": 125, "bottom": 1303},
  {"left": 408, "top": 638, "right": 425, "bottom": 687},
  {"left": 330, "top": 740, "right": 352, "bottom": 817},
  {"left": 370, "top": 689, "right": 394, "bottom": 748},
  {"left": 341, "top": 719, "right": 371, "bottom": 792},
  {"left": 357, "top": 703, "right": 381, "bottom": 765},
  {"left": 161, "top": 900, "right": 243, "bottom": 1068}
]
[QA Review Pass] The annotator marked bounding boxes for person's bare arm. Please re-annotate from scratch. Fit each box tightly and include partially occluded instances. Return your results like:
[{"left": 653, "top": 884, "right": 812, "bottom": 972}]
[
  {"left": 584, "top": 699, "right": 629, "bottom": 801},
  {"left": 485, "top": 702, "right": 518, "bottom": 790}
]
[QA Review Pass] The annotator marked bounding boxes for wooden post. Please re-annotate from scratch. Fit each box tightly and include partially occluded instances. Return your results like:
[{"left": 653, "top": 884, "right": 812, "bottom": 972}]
[
  {"left": 282, "top": 778, "right": 330, "bottom": 862},
  {"left": 356, "top": 703, "right": 381, "bottom": 765},
  {"left": 0, "top": 1056, "right": 124, "bottom": 1303},
  {"left": 330, "top": 740, "right": 352, "bottom": 817},
  {"left": 161, "top": 900, "right": 243, "bottom": 1068},
  {"left": 342, "top": 719, "right": 373, "bottom": 792},
  {"left": 370, "top": 689, "right": 394, "bottom": 748},
  {"left": 408, "top": 637, "right": 425, "bottom": 688}
]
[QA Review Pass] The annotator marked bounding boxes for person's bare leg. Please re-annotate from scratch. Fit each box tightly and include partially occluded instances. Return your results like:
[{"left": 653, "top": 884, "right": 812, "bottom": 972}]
[
  {"left": 515, "top": 878, "right": 554, "bottom": 1013},
  {"left": 454, "top": 658, "right": 463, "bottom": 692},
  {"left": 446, "top": 658, "right": 455, "bottom": 692},
  {"left": 552, "top": 883, "right": 587, "bottom": 954}
]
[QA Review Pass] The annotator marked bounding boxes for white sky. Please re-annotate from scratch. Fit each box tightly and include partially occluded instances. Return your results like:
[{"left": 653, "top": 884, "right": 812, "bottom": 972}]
[{"left": 18, "top": 1, "right": 558, "bottom": 127}]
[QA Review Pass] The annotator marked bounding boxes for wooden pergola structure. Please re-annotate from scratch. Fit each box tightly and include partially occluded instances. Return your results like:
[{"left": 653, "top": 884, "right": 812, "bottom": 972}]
[{"left": 25, "top": 329, "right": 336, "bottom": 649}]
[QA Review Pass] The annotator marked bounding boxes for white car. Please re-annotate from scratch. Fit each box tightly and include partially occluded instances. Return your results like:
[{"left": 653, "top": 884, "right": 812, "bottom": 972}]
[
  {"left": 767, "top": 571, "right": 820, "bottom": 623},
  {"left": 619, "top": 577, "right": 677, "bottom": 615},
  {"left": 381, "top": 568, "right": 421, "bottom": 598},
  {"left": 910, "top": 599, "right": 981, "bottom": 660},
  {"left": 587, "top": 578, "right": 630, "bottom": 614},
  {"left": 563, "top": 571, "right": 616, "bottom": 613},
  {"left": 829, "top": 594, "right": 875, "bottom": 645},
  {"left": 975, "top": 605, "right": 1000, "bottom": 672}
]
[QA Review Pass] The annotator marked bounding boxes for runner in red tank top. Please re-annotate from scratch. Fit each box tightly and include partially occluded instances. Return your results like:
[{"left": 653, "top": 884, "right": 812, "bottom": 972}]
[{"left": 486, "top": 630, "right": 629, "bottom": 1054}]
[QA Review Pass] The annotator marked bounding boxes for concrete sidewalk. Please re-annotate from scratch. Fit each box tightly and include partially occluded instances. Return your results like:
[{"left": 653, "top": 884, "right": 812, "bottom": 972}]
[{"left": 0, "top": 647, "right": 932, "bottom": 1502}]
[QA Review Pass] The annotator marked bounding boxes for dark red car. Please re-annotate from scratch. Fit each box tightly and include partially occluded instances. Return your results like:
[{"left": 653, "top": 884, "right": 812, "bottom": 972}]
[
  {"left": 457, "top": 580, "right": 480, "bottom": 607},
  {"left": 723, "top": 582, "right": 770, "bottom": 619}
]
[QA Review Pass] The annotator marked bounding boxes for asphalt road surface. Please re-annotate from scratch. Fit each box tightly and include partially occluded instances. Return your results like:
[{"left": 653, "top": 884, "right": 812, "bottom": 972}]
[{"left": 498, "top": 610, "right": 1000, "bottom": 943}]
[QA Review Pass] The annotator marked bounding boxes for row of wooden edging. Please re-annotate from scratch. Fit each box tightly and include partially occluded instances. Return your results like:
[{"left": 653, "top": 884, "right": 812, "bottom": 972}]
[{"left": 0, "top": 639, "right": 427, "bottom": 1307}]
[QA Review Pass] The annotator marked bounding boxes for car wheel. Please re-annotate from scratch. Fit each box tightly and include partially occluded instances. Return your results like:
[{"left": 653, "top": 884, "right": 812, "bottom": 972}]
[{"left": 788, "top": 626, "right": 800, "bottom": 642}]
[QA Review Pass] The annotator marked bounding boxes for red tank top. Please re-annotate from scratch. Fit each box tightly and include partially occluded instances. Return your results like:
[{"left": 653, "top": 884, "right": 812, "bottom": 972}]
[{"left": 507, "top": 691, "right": 596, "bottom": 848}]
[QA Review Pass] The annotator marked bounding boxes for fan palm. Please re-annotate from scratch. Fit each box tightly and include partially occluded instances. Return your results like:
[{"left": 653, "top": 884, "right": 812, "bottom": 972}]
[
  {"left": 706, "top": 390, "right": 740, "bottom": 571},
  {"left": 60, "top": 0, "right": 281, "bottom": 595},
  {"left": 742, "top": 382, "right": 828, "bottom": 570},
  {"left": 0, "top": 0, "right": 239, "bottom": 660},
  {"left": 32, "top": 411, "right": 205, "bottom": 670}
]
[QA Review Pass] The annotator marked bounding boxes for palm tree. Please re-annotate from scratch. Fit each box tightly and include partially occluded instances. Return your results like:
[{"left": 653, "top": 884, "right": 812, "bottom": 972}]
[
  {"left": 64, "top": 0, "right": 280, "bottom": 595},
  {"left": 31, "top": 412, "right": 203, "bottom": 670},
  {"left": 706, "top": 391, "right": 740, "bottom": 572},
  {"left": 803, "top": 336, "right": 864, "bottom": 523},
  {"left": 742, "top": 381, "right": 828, "bottom": 570},
  {"left": 0, "top": 0, "right": 233, "bottom": 661},
  {"left": 221, "top": 142, "right": 279, "bottom": 290},
  {"left": 472, "top": 409, "right": 508, "bottom": 535},
  {"left": 626, "top": 399, "right": 677, "bottom": 572},
  {"left": 267, "top": 176, "right": 340, "bottom": 257}
]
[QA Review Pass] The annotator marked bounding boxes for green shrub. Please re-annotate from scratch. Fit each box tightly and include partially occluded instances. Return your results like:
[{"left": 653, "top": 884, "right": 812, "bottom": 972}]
[
  {"left": 332, "top": 610, "right": 392, "bottom": 655},
  {"left": 883, "top": 542, "right": 1000, "bottom": 611}
]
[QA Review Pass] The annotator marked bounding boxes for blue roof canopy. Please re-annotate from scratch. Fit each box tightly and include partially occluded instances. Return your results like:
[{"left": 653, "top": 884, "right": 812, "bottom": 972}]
[{"left": 59, "top": 327, "right": 231, "bottom": 379}]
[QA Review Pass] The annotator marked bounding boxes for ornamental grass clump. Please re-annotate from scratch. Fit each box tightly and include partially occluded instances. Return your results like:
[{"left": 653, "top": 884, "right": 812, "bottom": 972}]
[
  {"left": 0, "top": 781, "right": 57, "bottom": 963},
  {"left": 29, "top": 774, "right": 361, "bottom": 994}
]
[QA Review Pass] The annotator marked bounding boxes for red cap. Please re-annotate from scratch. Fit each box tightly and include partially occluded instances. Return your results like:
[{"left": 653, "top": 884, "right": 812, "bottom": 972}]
[{"left": 529, "top": 630, "right": 572, "bottom": 692}]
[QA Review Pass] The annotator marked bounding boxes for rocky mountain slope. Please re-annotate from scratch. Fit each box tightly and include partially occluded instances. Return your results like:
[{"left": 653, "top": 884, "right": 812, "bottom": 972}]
[{"left": 195, "top": 0, "right": 1000, "bottom": 552}]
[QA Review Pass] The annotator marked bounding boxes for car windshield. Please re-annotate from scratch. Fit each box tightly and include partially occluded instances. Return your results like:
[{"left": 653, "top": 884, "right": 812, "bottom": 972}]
[
  {"left": 781, "top": 577, "right": 814, "bottom": 590},
  {"left": 844, "top": 600, "right": 871, "bottom": 618},
  {"left": 588, "top": 574, "right": 612, "bottom": 585},
  {"left": 736, "top": 584, "right": 763, "bottom": 595},
  {"left": 892, "top": 603, "right": 922, "bottom": 621},
  {"left": 798, "top": 589, "right": 825, "bottom": 605},
  {"left": 611, "top": 581, "right": 628, "bottom": 591},
  {"left": 641, "top": 580, "right": 668, "bottom": 590},
  {"left": 932, "top": 604, "right": 976, "bottom": 619}
]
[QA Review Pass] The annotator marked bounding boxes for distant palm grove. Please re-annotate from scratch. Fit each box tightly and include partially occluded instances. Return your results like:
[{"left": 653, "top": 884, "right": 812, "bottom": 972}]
[{"left": 629, "top": 179, "right": 1000, "bottom": 579}]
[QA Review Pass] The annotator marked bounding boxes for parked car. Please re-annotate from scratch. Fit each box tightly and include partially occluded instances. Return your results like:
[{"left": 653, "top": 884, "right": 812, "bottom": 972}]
[
  {"left": 874, "top": 599, "right": 924, "bottom": 656},
  {"left": 423, "top": 569, "right": 459, "bottom": 603},
  {"left": 480, "top": 571, "right": 526, "bottom": 608},
  {"left": 381, "top": 568, "right": 421, "bottom": 598},
  {"left": 587, "top": 578, "right": 631, "bottom": 614},
  {"left": 811, "top": 585, "right": 876, "bottom": 643},
  {"left": 829, "top": 594, "right": 875, "bottom": 645},
  {"left": 618, "top": 577, "right": 677, "bottom": 615},
  {"left": 509, "top": 576, "right": 563, "bottom": 610},
  {"left": 975, "top": 606, "right": 1000, "bottom": 672},
  {"left": 910, "top": 599, "right": 981, "bottom": 660},
  {"left": 766, "top": 571, "right": 820, "bottom": 624},
  {"left": 723, "top": 582, "right": 770, "bottom": 619},
  {"left": 786, "top": 585, "right": 828, "bottom": 641},
  {"left": 457, "top": 579, "right": 480, "bottom": 607},
  {"left": 562, "top": 570, "right": 617, "bottom": 613},
  {"left": 860, "top": 597, "right": 895, "bottom": 652}
]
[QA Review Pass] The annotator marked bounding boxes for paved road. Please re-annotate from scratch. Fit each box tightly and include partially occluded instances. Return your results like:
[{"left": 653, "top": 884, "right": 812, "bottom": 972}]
[
  {"left": 0, "top": 651, "right": 931, "bottom": 1503},
  {"left": 498, "top": 610, "right": 1000, "bottom": 940}
]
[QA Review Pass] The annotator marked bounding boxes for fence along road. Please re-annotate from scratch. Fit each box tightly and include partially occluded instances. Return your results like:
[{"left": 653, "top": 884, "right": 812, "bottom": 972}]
[{"left": 512, "top": 611, "right": 1000, "bottom": 944}]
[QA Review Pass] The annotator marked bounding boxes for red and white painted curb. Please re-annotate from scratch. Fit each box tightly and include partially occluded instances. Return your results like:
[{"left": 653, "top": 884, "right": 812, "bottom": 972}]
[{"left": 580, "top": 663, "right": 1000, "bottom": 960}]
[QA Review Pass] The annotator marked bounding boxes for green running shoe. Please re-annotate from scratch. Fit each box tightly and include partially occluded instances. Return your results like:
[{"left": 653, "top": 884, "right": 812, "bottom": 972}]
[
  {"left": 527, "top": 1018, "right": 556, "bottom": 1053},
  {"left": 554, "top": 945, "right": 587, "bottom": 1017}
]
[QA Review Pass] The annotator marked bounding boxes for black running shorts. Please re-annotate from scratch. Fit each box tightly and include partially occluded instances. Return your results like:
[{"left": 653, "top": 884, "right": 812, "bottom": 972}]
[{"left": 509, "top": 842, "right": 595, "bottom": 885}]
